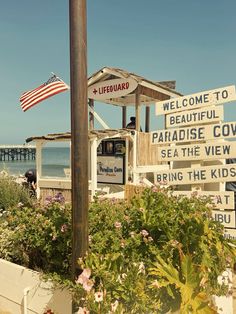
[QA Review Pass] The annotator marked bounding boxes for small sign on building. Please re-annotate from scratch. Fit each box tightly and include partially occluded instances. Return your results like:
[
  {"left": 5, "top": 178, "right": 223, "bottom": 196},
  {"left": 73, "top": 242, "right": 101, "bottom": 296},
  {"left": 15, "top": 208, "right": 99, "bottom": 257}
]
[{"left": 88, "top": 78, "right": 138, "bottom": 100}]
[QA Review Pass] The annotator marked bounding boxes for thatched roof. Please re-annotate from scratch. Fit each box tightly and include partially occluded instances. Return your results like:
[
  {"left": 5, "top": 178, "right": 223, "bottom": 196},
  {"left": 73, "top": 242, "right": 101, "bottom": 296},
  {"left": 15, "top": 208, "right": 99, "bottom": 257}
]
[{"left": 26, "top": 129, "right": 134, "bottom": 143}]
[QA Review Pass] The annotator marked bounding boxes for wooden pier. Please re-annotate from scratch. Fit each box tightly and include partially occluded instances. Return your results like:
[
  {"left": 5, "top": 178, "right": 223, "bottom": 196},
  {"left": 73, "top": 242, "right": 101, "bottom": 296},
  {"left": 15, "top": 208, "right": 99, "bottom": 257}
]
[{"left": 0, "top": 145, "right": 36, "bottom": 161}]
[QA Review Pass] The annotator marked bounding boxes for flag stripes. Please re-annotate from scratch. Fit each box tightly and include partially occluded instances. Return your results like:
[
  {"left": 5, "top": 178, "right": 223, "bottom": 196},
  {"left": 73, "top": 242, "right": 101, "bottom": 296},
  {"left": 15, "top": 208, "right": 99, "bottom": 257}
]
[{"left": 20, "top": 75, "right": 69, "bottom": 112}]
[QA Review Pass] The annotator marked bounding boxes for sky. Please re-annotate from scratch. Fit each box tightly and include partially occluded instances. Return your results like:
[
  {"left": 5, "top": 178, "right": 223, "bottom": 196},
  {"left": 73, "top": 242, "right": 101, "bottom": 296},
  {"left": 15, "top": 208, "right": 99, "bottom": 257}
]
[{"left": 0, "top": 0, "right": 236, "bottom": 144}]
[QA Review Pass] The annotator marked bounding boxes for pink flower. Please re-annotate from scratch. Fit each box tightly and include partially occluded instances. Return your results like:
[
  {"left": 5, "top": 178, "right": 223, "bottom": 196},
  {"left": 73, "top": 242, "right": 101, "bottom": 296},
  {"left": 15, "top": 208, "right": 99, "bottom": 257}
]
[
  {"left": 83, "top": 279, "right": 94, "bottom": 292},
  {"left": 191, "top": 191, "right": 198, "bottom": 197},
  {"left": 82, "top": 268, "right": 91, "bottom": 278},
  {"left": 111, "top": 300, "right": 119, "bottom": 312},
  {"left": 76, "top": 268, "right": 94, "bottom": 291},
  {"left": 123, "top": 216, "right": 130, "bottom": 223},
  {"left": 138, "top": 262, "right": 145, "bottom": 274},
  {"left": 151, "top": 280, "right": 160, "bottom": 288},
  {"left": 61, "top": 224, "right": 68, "bottom": 233},
  {"left": 114, "top": 221, "right": 122, "bottom": 229},
  {"left": 77, "top": 307, "right": 90, "bottom": 314},
  {"left": 160, "top": 180, "right": 167, "bottom": 185},
  {"left": 94, "top": 291, "right": 103, "bottom": 302},
  {"left": 76, "top": 268, "right": 91, "bottom": 284},
  {"left": 130, "top": 231, "right": 135, "bottom": 238},
  {"left": 140, "top": 229, "right": 149, "bottom": 237},
  {"left": 120, "top": 239, "right": 125, "bottom": 248},
  {"left": 151, "top": 186, "right": 158, "bottom": 192}
]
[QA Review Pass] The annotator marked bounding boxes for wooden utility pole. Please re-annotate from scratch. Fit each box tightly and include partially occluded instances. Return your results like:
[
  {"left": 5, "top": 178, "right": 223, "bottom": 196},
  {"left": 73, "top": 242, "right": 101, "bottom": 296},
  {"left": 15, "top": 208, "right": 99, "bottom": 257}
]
[{"left": 69, "top": 0, "right": 88, "bottom": 304}]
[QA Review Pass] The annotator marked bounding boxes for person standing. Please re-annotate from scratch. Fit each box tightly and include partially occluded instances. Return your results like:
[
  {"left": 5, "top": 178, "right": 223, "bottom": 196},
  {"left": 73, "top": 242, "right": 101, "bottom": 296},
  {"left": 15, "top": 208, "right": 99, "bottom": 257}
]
[
  {"left": 126, "top": 116, "right": 142, "bottom": 131},
  {"left": 24, "top": 168, "right": 37, "bottom": 196},
  {"left": 126, "top": 116, "right": 136, "bottom": 129}
]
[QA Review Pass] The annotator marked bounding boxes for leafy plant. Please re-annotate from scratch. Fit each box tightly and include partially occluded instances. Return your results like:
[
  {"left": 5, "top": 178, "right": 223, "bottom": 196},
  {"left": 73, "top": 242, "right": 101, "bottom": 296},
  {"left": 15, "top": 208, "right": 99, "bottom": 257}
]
[
  {"left": 149, "top": 253, "right": 218, "bottom": 313},
  {"left": 0, "top": 187, "right": 235, "bottom": 313},
  {"left": 2, "top": 193, "right": 72, "bottom": 274},
  {"left": 0, "top": 173, "right": 33, "bottom": 211}
]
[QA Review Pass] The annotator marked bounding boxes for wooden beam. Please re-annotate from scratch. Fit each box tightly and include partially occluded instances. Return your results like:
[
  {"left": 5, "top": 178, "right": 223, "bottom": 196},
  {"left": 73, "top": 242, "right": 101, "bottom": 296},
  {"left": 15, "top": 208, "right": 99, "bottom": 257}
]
[
  {"left": 139, "top": 85, "right": 171, "bottom": 101},
  {"left": 135, "top": 88, "right": 141, "bottom": 131},
  {"left": 89, "top": 98, "right": 94, "bottom": 130},
  {"left": 145, "top": 106, "right": 150, "bottom": 132},
  {"left": 122, "top": 106, "right": 127, "bottom": 128}
]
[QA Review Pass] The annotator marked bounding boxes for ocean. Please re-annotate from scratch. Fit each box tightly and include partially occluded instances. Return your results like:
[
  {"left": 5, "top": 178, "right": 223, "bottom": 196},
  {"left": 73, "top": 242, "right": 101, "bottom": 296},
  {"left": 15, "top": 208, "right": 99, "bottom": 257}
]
[{"left": 0, "top": 147, "right": 70, "bottom": 177}]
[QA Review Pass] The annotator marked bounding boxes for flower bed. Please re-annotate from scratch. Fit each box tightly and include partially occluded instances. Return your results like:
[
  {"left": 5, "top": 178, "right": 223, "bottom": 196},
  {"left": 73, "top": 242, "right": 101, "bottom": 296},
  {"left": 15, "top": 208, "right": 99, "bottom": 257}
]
[{"left": 0, "top": 174, "right": 235, "bottom": 313}]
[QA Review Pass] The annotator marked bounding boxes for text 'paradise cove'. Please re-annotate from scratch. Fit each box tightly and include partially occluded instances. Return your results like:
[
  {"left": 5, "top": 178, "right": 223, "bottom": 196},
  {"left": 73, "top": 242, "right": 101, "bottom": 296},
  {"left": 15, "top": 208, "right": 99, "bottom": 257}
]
[{"left": 151, "top": 122, "right": 236, "bottom": 144}]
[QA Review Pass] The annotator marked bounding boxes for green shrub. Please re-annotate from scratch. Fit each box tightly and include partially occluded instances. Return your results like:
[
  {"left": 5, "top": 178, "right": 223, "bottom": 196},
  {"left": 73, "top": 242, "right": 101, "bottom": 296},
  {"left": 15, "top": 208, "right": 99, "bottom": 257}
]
[
  {"left": 70, "top": 188, "right": 235, "bottom": 313},
  {"left": 0, "top": 174, "right": 33, "bottom": 211},
  {"left": 2, "top": 194, "right": 72, "bottom": 274},
  {"left": 0, "top": 187, "right": 235, "bottom": 313},
  {"left": 0, "top": 222, "right": 15, "bottom": 260}
]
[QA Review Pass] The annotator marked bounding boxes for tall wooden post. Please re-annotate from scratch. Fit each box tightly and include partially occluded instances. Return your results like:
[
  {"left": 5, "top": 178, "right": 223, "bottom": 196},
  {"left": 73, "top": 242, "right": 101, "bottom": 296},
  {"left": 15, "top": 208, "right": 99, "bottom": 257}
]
[
  {"left": 135, "top": 88, "right": 141, "bottom": 131},
  {"left": 69, "top": 0, "right": 88, "bottom": 303},
  {"left": 122, "top": 106, "right": 127, "bottom": 128},
  {"left": 145, "top": 105, "right": 150, "bottom": 132}
]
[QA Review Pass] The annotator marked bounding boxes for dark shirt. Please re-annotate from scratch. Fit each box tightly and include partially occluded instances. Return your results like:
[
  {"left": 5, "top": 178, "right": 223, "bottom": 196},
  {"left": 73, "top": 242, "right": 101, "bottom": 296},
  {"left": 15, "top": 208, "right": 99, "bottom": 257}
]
[
  {"left": 126, "top": 120, "right": 142, "bottom": 131},
  {"left": 126, "top": 121, "right": 136, "bottom": 129},
  {"left": 25, "top": 169, "right": 37, "bottom": 184}
]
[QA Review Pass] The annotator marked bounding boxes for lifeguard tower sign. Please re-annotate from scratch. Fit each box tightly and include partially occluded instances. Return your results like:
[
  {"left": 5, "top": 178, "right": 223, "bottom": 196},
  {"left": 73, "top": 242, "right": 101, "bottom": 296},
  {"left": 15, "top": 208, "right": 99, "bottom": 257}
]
[{"left": 88, "top": 78, "right": 138, "bottom": 101}]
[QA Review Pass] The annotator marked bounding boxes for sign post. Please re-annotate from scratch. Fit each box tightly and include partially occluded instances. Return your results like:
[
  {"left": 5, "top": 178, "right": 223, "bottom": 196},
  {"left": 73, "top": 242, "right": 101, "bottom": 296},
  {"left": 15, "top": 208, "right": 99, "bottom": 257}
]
[
  {"left": 154, "top": 84, "right": 236, "bottom": 240},
  {"left": 155, "top": 85, "right": 236, "bottom": 115}
]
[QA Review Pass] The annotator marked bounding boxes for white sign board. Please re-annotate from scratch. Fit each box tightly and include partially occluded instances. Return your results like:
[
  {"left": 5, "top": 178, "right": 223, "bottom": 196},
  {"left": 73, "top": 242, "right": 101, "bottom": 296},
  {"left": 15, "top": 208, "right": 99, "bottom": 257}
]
[
  {"left": 151, "top": 121, "right": 236, "bottom": 144},
  {"left": 88, "top": 78, "right": 138, "bottom": 100},
  {"left": 157, "top": 141, "right": 236, "bottom": 162},
  {"left": 212, "top": 210, "right": 236, "bottom": 229},
  {"left": 166, "top": 106, "right": 223, "bottom": 128},
  {"left": 154, "top": 164, "right": 236, "bottom": 186},
  {"left": 97, "top": 155, "right": 124, "bottom": 184},
  {"left": 224, "top": 228, "right": 236, "bottom": 240},
  {"left": 172, "top": 191, "right": 235, "bottom": 209},
  {"left": 155, "top": 85, "right": 236, "bottom": 116}
]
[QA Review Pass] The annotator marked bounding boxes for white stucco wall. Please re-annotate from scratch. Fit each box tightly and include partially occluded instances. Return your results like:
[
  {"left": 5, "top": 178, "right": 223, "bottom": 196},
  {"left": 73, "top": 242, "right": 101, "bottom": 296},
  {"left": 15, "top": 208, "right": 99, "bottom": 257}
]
[{"left": 0, "top": 259, "right": 71, "bottom": 314}]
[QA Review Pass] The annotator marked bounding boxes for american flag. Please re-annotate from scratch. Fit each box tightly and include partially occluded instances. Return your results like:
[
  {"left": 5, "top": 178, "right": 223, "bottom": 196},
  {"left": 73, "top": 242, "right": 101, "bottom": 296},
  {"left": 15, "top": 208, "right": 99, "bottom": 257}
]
[{"left": 20, "top": 75, "right": 69, "bottom": 112}]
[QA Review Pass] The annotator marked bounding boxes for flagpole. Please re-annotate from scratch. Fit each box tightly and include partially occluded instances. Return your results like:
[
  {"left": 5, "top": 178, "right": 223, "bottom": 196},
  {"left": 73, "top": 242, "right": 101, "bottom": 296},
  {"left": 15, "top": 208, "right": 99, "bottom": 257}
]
[{"left": 69, "top": 1, "right": 88, "bottom": 313}]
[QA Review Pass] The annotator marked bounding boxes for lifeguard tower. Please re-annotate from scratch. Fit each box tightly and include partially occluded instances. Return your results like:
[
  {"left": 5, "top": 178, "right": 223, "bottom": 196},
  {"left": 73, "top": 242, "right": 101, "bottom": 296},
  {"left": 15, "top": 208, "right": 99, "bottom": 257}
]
[{"left": 26, "top": 66, "right": 183, "bottom": 201}]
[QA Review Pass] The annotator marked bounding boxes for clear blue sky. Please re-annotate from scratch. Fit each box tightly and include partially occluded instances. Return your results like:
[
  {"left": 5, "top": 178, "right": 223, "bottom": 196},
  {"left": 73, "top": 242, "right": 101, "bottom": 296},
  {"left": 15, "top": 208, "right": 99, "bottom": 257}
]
[{"left": 0, "top": 0, "right": 236, "bottom": 144}]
